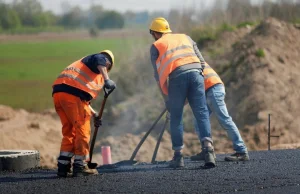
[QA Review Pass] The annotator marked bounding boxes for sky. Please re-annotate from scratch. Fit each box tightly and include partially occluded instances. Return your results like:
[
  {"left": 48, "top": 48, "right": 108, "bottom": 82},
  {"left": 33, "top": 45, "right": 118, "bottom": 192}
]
[{"left": 3, "top": 0, "right": 216, "bottom": 14}]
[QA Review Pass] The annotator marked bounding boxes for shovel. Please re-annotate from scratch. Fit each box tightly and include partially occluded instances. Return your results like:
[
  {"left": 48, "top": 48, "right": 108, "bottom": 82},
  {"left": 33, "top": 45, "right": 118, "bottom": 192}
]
[
  {"left": 113, "top": 108, "right": 167, "bottom": 166},
  {"left": 88, "top": 87, "right": 115, "bottom": 169},
  {"left": 151, "top": 112, "right": 169, "bottom": 163}
]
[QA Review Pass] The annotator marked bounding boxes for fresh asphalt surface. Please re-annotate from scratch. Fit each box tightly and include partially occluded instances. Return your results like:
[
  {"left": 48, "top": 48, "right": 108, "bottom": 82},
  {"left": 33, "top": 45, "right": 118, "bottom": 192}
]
[{"left": 0, "top": 149, "right": 299, "bottom": 194}]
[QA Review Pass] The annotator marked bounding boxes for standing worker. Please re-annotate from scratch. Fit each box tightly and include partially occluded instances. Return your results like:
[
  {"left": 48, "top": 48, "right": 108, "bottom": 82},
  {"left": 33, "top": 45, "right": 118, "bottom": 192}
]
[
  {"left": 52, "top": 50, "right": 116, "bottom": 177},
  {"left": 190, "top": 61, "right": 249, "bottom": 161},
  {"left": 149, "top": 17, "right": 216, "bottom": 168}
]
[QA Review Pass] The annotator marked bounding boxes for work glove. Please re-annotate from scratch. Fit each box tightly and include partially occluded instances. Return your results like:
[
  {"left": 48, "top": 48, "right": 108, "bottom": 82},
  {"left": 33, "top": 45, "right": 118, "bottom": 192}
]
[
  {"left": 104, "top": 79, "right": 116, "bottom": 90},
  {"left": 93, "top": 114, "right": 102, "bottom": 128}
]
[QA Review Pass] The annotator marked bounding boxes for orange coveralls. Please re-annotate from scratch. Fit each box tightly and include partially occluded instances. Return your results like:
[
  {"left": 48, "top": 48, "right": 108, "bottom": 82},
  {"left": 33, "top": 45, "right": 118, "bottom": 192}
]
[
  {"left": 53, "top": 59, "right": 104, "bottom": 166},
  {"left": 53, "top": 92, "right": 92, "bottom": 158}
]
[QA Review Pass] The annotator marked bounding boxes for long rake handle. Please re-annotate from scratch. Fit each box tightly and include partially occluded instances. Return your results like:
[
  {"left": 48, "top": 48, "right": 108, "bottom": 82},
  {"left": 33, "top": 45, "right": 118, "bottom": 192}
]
[
  {"left": 89, "top": 88, "right": 115, "bottom": 162},
  {"left": 129, "top": 108, "right": 167, "bottom": 161},
  {"left": 89, "top": 97, "right": 107, "bottom": 162},
  {"left": 151, "top": 115, "right": 169, "bottom": 163}
]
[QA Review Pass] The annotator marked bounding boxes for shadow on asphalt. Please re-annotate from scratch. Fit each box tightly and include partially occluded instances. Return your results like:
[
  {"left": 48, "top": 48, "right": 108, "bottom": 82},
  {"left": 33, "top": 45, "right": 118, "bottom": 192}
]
[
  {"left": 23, "top": 170, "right": 57, "bottom": 175},
  {"left": 98, "top": 162, "right": 215, "bottom": 174},
  {"left": 0, "top": 176, "right": 58, "bottom": 183},
  {"left": 0, "top": 170, "right": 58, "bottom": 183}
]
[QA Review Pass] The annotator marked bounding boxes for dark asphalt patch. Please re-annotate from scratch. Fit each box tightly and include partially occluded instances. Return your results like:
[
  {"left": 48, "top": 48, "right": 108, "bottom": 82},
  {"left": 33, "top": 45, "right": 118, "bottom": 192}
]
[{"left": 0, "top": 149, "right": 299, "bottom": 194}]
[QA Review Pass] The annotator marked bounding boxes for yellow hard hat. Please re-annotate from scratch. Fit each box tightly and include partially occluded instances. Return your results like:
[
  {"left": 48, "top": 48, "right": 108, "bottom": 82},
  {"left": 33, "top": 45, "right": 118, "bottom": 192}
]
[
  {"left": 100, "top": 50, "right": 114, "bottom": 71},
  {"left": 149, "top": 17, "right": 172, "bottom": 33}
]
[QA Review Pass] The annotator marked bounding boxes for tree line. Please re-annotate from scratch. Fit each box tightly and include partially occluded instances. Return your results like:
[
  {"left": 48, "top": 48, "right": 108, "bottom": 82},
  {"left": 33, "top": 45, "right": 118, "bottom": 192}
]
[
  {"left": 1, "top": 0, "right": 299, "bottom": 33},
  {"left": 0, "top": 0, "right": 125, "bottom": 32}
]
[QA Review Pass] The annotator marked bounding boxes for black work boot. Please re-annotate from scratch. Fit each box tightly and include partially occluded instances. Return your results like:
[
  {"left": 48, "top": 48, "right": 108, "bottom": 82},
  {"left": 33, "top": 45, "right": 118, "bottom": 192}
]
[
  {"left": 168, "top": 152, "right": 184, "bottom": 168},
  {"left": 57, "top": 162, "right": 72, "bottom": 178},
  {"left": 203, "top": 147, "right": 216, "bottom": 168},
  {"left": 57, "top": 155, "right": 72, "bottom": 178}
]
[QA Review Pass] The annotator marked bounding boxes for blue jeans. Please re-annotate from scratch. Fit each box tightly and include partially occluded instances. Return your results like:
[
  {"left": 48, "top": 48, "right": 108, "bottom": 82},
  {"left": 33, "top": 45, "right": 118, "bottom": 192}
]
[
  {"left": 194, "top": 84, "right": 247, "bottom": 153},
  {"left": 168, "top": 70, "right": 212, "bottom": 151}
]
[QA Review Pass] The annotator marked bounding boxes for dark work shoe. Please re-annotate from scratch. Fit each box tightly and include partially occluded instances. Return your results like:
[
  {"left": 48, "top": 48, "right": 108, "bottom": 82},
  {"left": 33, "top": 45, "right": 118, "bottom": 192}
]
[
  {"left": 73, "top": 165, "right": 99, "bottom": 177},
  {"left": 190, "top": 150, "right": 216, "bottom": 161},
  {"left": 224, "top": 152, "right": 249, "bottom": 161},
  {"left": 203, "top": 147, "right": 216, "bottom": 168},
  {"left": 57, "top": 163, "right": 71, "bottom": 178},
  {"left": 168, "top": 153, "right": 184, "bottom": 168}
]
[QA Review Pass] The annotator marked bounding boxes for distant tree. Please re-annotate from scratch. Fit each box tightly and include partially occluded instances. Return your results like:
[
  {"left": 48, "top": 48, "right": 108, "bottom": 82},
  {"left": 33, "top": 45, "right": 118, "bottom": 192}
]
[
  {"left": 134, "top": 11, "right": 149, "bottom": 24},
  {"left": 95, "top": 11, "right": 124, "bottom": 29},
  {"left": 0, "top": 3, "right": 21, "bottom": 29},
  {"left": 42, "top": 11, "right": 58, "bottom": 26},
  {"left": 33, "top": 11, "right": 57, "bottom": 27},
  {"left": 12, "top": 0, "right": 44, "bottom": 26},
  {"left": 59, "top": 6, "right": 84, "bottom": 28},
  {"left": 88, "top": 5, "right": 104, "bottom": 27},
  {"left": 124, "top": 11, "right": 136, "bottom": 21},
  {"left": 123, "top": 11, "right": 149, "bottom": 28}
]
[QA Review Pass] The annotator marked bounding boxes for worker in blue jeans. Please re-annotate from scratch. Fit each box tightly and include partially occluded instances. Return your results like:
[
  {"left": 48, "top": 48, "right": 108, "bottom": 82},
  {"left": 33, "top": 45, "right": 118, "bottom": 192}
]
[
  {"left": 168, "top": 70, "right": 214, "bottom": 162},
  {"left": 191, "top": 63, "right": 249, "bottom": 161},
  {"left": 149, "top": 17, "right": 216, "bottom": 168}
]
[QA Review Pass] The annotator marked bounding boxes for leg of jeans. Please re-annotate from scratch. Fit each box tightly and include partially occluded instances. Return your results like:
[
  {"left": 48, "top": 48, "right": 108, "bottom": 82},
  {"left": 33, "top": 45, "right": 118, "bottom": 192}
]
[
  {"left": 187, "top": 72, "right": 212, "bottom": 143},
  {"left": 194, "top": 103, "right": 213, "bottom": 145},
  {"left": 207, "top": 84, "right": 247, "bottom": 153},
  {"left": 168, "top": 74, "right": 188, "bottom": 151}
]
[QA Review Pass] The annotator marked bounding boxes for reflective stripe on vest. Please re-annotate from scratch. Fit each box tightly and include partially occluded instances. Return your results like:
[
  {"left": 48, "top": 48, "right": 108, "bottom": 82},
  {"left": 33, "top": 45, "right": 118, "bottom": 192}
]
[
  {"left": 64, "top": 67, "right": 102, "bottom": 89},
  {"left": 53, "top": 60, "right": 104, "bottom": 99},
  {"left": 158, "top": 52, "right": 197, "bottom": 79},
  {"left": 57, "top": 74, "right": 100, "bottom": 92},
  {"left": 153, "top": 34, "right": 200, "bottom": 95},
  {"left": 156, "top": 44, "right": 193, "bottom": 69},
  {"left": 203, "top": 63, "right": 223, "bottom": 90}
]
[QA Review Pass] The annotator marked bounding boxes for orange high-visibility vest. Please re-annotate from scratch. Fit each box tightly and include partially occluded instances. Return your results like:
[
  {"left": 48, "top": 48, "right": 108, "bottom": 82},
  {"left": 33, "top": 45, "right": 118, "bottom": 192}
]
[
  {"left": 153, "top": 34, "right": 200, "bottom": 95},
  {"left": 203, "top": 63, "right": 223, "bottom": 90},
  {"left": 53, "top": 59, "right": 104, "bottom": 99}
]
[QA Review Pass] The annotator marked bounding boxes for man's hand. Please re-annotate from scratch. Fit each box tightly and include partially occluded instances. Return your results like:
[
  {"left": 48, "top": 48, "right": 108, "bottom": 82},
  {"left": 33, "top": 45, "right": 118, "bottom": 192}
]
[
  {"left": 93, "top": 114, "right": 102, "bottom": 128},
  {"left": 104, "top": 79, "right": 116, "bottom": 89}
]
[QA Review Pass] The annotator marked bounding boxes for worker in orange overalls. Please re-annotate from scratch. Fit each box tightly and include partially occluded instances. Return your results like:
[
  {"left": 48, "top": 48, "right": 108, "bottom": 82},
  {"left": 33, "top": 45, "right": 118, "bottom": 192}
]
[{"left": 52, "top": 50, "right": 116, "bottom": 177}]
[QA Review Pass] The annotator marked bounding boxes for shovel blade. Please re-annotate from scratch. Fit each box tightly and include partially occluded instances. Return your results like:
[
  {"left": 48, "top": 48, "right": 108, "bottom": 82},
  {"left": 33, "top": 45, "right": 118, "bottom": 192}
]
[
  {"left": 114, "top": 160, "right": 138, "bottom": 166},
  {"left": 88, "top": 162, "right": 98, "bottom": 169}
]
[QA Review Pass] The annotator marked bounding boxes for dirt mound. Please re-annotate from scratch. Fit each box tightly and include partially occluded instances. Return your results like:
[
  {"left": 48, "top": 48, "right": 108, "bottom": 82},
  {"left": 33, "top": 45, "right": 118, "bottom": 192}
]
[
  {"left": 220, "top": 17, "right": 300, "bottom": 149},
  {"left": 0, "top": 104, "right": 204, "bottom": 167},
  {"left": 203, "top": 26, "right": 253, "bottom": 68},
  {"left": 0, "top": 105, "right": 62, "bottom": 168},
  {"left": 0, "top": 105, "right": 16, "bottom": 121}
]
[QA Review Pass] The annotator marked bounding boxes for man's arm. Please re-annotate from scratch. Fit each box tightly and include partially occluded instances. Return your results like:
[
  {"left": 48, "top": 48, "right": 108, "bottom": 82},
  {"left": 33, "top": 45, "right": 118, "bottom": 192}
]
[
  {"left": 98, "top": 65, "right": 110, "bottom": 80},
  {"left": 150, "top": 44, "right": 160, "bottom": 83},
  {"left": 187, "top": 36, "right": 206, "bottom": 69},
  {"left": 95, "top": 54, "right": 116, "bottom": 89},
  {"left": 94, "top": 55, "right": 110, "bottom": 80},
  {"left": 150, "top": 44, "right": 168, "bottom": 101}
]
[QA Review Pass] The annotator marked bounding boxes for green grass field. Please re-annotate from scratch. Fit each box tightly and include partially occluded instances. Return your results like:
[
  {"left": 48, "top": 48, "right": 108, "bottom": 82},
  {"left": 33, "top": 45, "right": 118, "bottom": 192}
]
[{"left": 0, "top": 37, "right": 146, "bottom": 111}]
